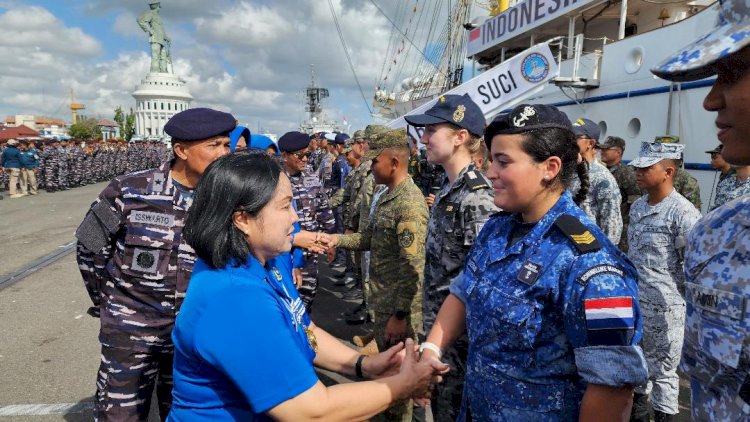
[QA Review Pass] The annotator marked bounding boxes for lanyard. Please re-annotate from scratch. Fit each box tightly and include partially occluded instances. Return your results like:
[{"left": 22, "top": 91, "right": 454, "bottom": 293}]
[{"left": 265, "top": 266, "right": 318, "bottom": 357}]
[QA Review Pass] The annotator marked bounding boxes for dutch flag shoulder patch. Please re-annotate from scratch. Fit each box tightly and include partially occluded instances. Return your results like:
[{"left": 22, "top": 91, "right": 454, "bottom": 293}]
[{"left": 584, "top": 297, "right": 635, "bottom": 346}]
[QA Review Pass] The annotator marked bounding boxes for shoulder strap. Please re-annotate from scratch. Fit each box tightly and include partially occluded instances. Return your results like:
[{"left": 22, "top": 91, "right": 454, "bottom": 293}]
[
  {"left": 463, "top": 170, "right": 490, "bottom": 191},
  {"left": 553, "top": 214, "right": 601, "bottom": 254}
]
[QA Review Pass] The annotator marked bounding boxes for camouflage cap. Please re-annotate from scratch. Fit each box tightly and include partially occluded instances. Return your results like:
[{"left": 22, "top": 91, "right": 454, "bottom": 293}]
[
  {"left": 363, "top": 128, "right": 409, "bottom": 161},
  {"left": 364, "top": 124, "right": 388, "bottom": 139},
  {"left": 652, "top": 0, "right": 750, "bottom": 82},
  {"left": 352, "top": 129, "right": 366, "bottom": 142},
  {"left": 343, "top": 138, "right": 356, "bottom": 153},
  {"left": 629, "top": 141, "right": 686, "bottom": 168}
]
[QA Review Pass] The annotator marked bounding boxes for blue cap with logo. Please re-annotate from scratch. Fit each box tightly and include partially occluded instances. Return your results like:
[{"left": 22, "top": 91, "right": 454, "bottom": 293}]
[
  {"left": 652, "top": 0, "right": 750, "bottom": 82},
  {"left": 164, "top": 108, "right": 237, "bottom": 141},
  {"left": 485, "top": 104, "right": 573, "bottom": 141},
  {"left": 278, "top": 131, "right": 311, "bottom": 152},
  {"left": 404, "top": 94, "right": 485, "bottom": 137},
  {"left": 333, "top": 133, "right": 350, "bottom": 145},
  {"left": 629, "top": 141, "right": 686, "bottom": 168},
  {"left": 572, "top": 118, "right": 601, "bottom": 141}
]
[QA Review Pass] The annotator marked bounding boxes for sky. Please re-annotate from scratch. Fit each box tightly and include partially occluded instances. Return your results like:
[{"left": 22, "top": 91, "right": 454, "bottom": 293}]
[{"left": 0, "top": 0, "right": 469, "bottom": 135}]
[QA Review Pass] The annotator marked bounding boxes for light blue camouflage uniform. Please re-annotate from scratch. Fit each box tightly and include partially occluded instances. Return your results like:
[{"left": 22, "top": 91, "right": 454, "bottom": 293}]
[
  {"left": 652, "top": 0, "right": 750, "bottom": 418},
  {"left": 450, "top": 191, "right": 647, "bottom": 420},
  {"left": 627, "top": 189, "right": 701, "bottom": 414},
  {"left": 682, "top": 195, "right": 750, "bottom": 420},
  {"left": 711, "top": 172, "right": 750, "bottom": 210},
  {"left": 570, "top": 160, "right": 623, "bottom": 245}
]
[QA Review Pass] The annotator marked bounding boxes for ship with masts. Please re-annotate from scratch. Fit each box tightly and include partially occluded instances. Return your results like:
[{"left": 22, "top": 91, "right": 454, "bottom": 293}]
[{"left": 372, "top": 0, "right": 722, "bottom": 211}]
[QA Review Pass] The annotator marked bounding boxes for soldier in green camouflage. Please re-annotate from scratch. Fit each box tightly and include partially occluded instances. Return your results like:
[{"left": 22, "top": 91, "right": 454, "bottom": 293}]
[
  {"left": 345, "top": 125, "right": 389, "bottom": 323},
  {"left": 407, "top": 140, "right": 421, "bottom": 184},
  {"left": 656, "top": 136, "right": 702, "bottom": 210},
  {"left": 329, "top": 128, "right": 427, "bottom": 422},
  {"left": 329, "top": 132, "right": 367, "bottom": 302}
]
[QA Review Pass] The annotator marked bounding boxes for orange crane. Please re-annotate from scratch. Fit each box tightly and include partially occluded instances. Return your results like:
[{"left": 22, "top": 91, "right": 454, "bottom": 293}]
[{"left": 69, "top": 89, "right": 85, "bottom": 124}]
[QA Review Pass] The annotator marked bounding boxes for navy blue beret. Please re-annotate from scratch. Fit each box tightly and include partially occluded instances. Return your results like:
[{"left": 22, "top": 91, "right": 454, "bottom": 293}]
[
  {"left": 278, "top": 131, "right": 311, "bottom": 152},
  {"left": 404, "top": 94, "right": 485, "bottom": 137},
  {"left": 485, "top": 104, "right": 573, "bottom": 141},
  {"left": 333, "top": 133, "right": 350, "bottom": 145},
  {"left": 164, "top": 108, "right": 236, "bottom": 141}
]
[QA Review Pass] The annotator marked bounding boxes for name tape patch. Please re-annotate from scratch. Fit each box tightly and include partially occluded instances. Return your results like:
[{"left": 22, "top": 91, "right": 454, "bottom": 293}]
[
  {"left": 517, "top": 260, "right": 541, "bottom": 285},
  {"left": 577, "top": 264, "right": 624, "bottom": 286},
  {"left": 129, "top": 211, "right": 175, "bottom": 228},
  {"left": 687, "top": 282, "right": 746, "bottom": 321}
]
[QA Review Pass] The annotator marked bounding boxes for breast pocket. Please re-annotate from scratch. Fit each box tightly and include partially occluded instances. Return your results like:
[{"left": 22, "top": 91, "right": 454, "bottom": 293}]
[
  {"left": 637, "top": 231, "right": 671, "bottom": 267},
  {"left": 482, "top": 287, "right": 539, "bottom": 366},
  {"left": 121, "top": 230, "right": 173, "bottom": 280}
]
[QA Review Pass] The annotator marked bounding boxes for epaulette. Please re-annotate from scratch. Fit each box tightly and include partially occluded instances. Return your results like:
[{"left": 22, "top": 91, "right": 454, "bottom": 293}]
[
  {"left": 553, "top": 214, "right": 601, "bottom": 254},
  {"left": 463, "top": 170, "right": 490, "bottom": 191}
]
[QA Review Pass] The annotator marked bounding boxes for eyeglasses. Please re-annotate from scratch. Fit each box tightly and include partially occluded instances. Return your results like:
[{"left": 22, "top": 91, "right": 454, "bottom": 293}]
[{"left": 291, "top": 151, "right": 311, "bottom": 160}]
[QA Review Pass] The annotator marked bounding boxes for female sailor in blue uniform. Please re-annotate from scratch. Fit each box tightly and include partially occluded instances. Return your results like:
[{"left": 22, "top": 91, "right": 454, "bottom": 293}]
[
  {"left": 419, "top": 104, "right": 648, "bottom": 421},
  {"left": 169, "top": 152, "right": 447, "bottom": 421}
]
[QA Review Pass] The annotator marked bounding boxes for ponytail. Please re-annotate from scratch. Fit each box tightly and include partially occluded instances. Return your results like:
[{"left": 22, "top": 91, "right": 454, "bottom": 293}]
[{"left": 574, "top": 161, "right": 590, "bottom": 205}]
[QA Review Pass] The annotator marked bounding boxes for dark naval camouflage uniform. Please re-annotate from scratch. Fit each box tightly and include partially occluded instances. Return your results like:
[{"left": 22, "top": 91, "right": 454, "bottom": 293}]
[
  {"left": 330, "top": 156, "right": 371, "bottom": 288},
  {"left": 288, "top": 169, "right": 336, "bottom": 310},
  {"left": 75, "top": 161, "right": 196, "bottom": 421},
  {"left": 423, "top": 163, "right": 497, "bottom": 421},
  {"left": 607, "top": 162, "right": 642, "bottom": 252}
]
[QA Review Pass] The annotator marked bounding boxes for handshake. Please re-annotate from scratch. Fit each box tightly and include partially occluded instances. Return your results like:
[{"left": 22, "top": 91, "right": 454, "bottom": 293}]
[
  {"left": 362, "top": 339, "right": 449, "bottom": 407},
  {"left": 293, "top": 231, "right": 339, "bottom": 259}
]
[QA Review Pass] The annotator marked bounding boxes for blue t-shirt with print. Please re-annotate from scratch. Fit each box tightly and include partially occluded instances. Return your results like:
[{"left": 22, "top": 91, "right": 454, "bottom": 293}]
[{"left": 169, "top": 254, "right": 318, "bottom": 421}]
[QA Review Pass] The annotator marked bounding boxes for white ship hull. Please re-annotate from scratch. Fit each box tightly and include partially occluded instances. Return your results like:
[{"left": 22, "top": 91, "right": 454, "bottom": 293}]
[{"left": 523, "top": 4, "right": 718, "bottom": 210}]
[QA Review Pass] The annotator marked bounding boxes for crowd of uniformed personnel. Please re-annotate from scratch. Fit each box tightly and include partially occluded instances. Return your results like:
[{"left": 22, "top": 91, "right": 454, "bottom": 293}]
[
  {"left": 0, "top": 139, "right": 170, "bottom": 196},
  {"left": 67, "top": 1, "right": 750, "bottom": 419}
]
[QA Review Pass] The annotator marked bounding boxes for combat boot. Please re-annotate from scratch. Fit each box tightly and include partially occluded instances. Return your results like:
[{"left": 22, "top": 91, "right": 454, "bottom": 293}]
[{"left": 630, "top": 393, "right": 651, "bottom": 422}]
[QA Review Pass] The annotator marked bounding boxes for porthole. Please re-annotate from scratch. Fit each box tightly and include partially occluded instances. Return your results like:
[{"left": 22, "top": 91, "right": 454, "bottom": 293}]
[
  {"left": 627, "top": 118, "right": 641, "bottom": 138},
  {"left": 598, "top": 121, "right": 608, "bottom": 140},
  {"left": 625, "top": 46, "right": 645, "bottom": 74}
]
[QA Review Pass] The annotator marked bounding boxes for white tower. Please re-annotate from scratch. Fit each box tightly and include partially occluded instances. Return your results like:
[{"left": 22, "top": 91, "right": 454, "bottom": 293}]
[{"left": 132, "top": 73, "right": 192, "bottom": 139}]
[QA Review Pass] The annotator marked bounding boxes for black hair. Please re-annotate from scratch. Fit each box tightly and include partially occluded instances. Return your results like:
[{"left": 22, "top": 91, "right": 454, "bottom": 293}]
[
  {"left": 184, "top": 151, "right": 282, "bottom": 269},
  {"left": 518, "top": 127, "right": 589, "bottom": 205}
]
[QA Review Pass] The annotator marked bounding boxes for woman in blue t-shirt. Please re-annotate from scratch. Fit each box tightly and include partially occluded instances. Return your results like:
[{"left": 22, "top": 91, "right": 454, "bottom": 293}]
[{"left": 169, "top": 152, "right": 447, "bottom": 421}]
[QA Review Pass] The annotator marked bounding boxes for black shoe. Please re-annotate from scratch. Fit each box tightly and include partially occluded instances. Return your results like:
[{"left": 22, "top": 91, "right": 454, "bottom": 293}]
[
  {"left": 344, "top": 303, "right": 365, "bottom": 317},
  {"left": 654, "top": 411, "right": 676, "bottom": 422},
  {"left": 342, "top": 289, "right": 364, "bottom": 301},
  {"left": 346, "top": 310, "right": 370, "bottom": 325}
]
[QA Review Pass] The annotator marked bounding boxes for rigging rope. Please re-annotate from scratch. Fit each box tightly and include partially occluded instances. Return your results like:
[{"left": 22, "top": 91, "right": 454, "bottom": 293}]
[
  {"left": 326, "top": 0, "right": 373, "bottom": 114},
  {"left": 368, "top": 0, "right": 446, "bottom": 79}
]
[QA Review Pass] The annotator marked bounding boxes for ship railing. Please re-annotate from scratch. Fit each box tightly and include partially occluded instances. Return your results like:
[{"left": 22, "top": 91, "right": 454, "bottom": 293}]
[{"left": 551, "top": 34, "right": 606, "bottom": 90}]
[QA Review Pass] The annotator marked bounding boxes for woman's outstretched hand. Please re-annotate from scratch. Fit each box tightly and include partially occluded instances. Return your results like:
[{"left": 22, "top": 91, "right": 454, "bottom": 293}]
[{"left": 395, "top": 338, "right": 449, "bottom": 402}]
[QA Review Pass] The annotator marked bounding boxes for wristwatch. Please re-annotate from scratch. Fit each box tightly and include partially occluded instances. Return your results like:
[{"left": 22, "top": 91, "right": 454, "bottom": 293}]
[{"left": 394, "top": 310, "right": 408, "bottom": 320}]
